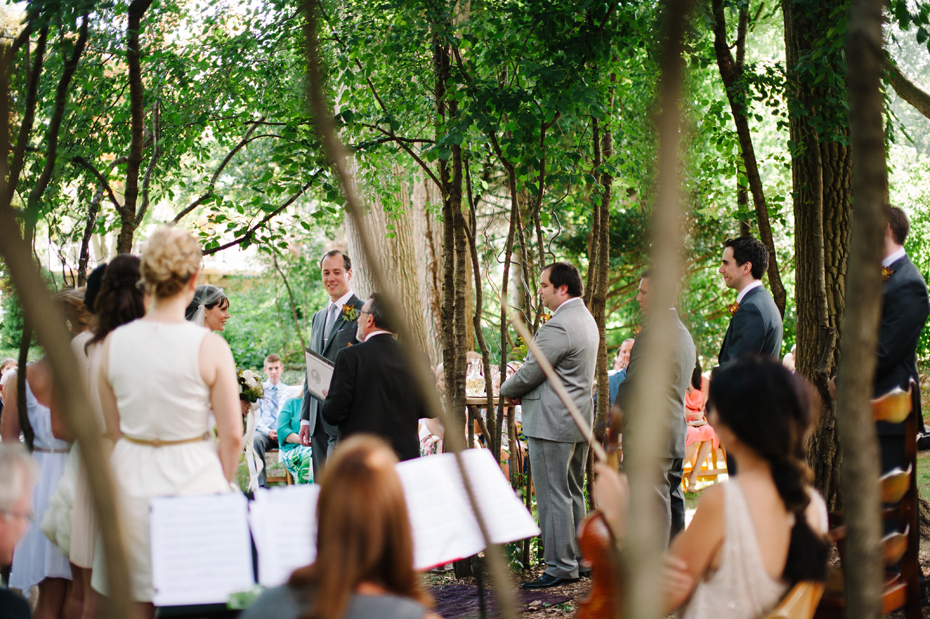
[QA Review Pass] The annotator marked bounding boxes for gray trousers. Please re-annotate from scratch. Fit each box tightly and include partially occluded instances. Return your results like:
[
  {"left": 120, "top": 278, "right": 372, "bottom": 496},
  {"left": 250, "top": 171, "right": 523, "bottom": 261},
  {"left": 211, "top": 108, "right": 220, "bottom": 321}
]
[
  {"left": 253, "top": 431, "right": 275, "bottom": 488},
  {"left": 527, "top": 437, "right": 589, "bottom": 578}
]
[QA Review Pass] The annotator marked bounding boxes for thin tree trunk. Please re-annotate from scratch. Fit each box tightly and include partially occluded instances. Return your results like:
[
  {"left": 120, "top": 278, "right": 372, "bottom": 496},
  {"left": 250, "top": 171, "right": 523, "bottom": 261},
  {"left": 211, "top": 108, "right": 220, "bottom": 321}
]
[
  {"left": 711, "top": 0, "right": 786, "bottom": 315},
  {"left": 272, "top": 255, "right": 307, "bottom": 352},
  {"left": 834, "top": 1, "right": 888, "bottom": 617},
  {"left": 584, "top": 117, "right": 601, "bottom": 309},
  {"left": 117, "top": 0, "right": 154, "bottom": 254},
  {"left": 16, "top": 321, "right": 33, "bottom": 451}
]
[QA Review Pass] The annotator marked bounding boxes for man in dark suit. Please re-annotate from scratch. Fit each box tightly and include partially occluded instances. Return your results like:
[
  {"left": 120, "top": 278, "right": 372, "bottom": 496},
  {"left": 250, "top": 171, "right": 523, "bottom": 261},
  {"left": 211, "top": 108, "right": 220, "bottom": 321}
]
[
  {"left": 874, "top": 207, "right": 929, "bottom": 474},
  {"left": 717, "top": 236, "right": 783, "bottom": 475},
  {"left": 615, "top": 271, "right": 695, "bottom": 545},
  {"left": 717, "top": 236, "right": 783, "bottom": 368},
  {"left": 298, "top": 250, "right": 364, "bottom": 478},
  {"left": 321, "top": 293, "right": 435, "bottom": 461}
]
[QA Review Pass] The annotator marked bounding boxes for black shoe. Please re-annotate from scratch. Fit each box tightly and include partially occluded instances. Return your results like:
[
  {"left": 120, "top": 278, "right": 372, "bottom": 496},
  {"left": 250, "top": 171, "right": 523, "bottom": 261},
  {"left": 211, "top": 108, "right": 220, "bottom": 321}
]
[
  {"left": 918, "top": 433, "right": 930, "bottom": 452},
  {"left": 579, "top": 569, "right": 591, "bottom": 578},
  {"left": 520, "top": 574, "right": 579, "bottom": 590}
]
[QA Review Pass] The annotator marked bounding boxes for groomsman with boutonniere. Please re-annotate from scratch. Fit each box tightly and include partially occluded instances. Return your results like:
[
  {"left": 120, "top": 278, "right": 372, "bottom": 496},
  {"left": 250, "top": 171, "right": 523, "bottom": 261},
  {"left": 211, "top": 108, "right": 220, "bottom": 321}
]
[
  {"left": 298, "top": 250, "right": 364, "bottom": 479},
  {"left": 716, "top": 235, "right": 783, "bottom": 475},
  {"left": 872, "top": 206, "right": 929, "bottom": 472}
]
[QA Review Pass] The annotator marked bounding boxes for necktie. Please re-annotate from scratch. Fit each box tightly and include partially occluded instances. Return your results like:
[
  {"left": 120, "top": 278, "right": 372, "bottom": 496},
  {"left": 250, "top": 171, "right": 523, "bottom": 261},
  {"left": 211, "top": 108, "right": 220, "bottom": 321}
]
[
  {"left": 324, "top": 303, "right": 339, "bottom": 341},
  {"left": 269, "top": 386, "right": 279, "bottom": 417}
]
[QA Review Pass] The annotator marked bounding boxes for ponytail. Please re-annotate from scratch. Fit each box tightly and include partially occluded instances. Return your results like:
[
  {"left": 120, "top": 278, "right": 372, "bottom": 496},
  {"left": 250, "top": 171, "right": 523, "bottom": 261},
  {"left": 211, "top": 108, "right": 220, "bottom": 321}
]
[{"left": 771, "top": 459, "right": 829, "bottom": 583}]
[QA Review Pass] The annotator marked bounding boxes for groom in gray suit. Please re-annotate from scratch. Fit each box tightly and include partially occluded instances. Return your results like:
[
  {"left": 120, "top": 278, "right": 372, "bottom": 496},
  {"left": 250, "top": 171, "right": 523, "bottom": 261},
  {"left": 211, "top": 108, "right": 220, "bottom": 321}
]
[
  {"left": 501, "top": 262, "right": 599, "bottom": 589},
  {"left": 298, "top": 250, "right": 364, "bottom": 478}
]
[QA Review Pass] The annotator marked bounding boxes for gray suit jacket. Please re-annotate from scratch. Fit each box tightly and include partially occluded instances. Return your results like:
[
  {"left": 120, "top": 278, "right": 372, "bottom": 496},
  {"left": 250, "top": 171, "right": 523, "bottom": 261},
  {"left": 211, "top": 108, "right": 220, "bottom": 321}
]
[
  {"left": 500, "top": 298, "right": 599, "bottom": 443},
  {"left": 718, "top": 284, "right": 783, "bottom": 367},
  {"left": 300, "top": 294, "right": 364, "bottom": 437},
  {"left": 616, "top": 309, "right": 695, "bottom": 459}
]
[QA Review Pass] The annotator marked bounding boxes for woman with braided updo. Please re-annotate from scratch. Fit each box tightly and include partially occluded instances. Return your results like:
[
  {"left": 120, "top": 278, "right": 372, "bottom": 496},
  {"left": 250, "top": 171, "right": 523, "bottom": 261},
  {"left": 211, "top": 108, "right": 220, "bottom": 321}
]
[
  {"left": 89, "top": 227, "right": 242, "bottom": 617},
  {"left": 594, "top": 356, "right": 829, "bottom": 619}
]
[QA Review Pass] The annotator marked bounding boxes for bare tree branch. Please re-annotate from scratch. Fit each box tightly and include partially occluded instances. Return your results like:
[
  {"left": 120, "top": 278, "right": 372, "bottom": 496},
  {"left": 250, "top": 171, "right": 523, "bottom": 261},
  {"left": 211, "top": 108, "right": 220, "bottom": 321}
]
[
  {"left": 201, "top": 172, "right": 321, "bottom": 256},
  {"left": 70, "top": 156, "right": 124, "bottom": 215},
  {"left": 6, "top": 26, "right": 48, "bottom": 208},
  {"left": 172, "top": 117, "right": 266, "bottom": 223},
  {"left": 136, "top": 99, "right": 160, "bottom": 226},
  {"left": 886, "top": 60, "right": 930, "bottom": 120}
]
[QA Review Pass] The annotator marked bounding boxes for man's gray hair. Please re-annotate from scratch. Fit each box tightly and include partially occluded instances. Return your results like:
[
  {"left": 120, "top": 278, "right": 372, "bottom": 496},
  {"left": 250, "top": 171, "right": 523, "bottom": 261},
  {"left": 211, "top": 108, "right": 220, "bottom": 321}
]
[{"left": 0, "top": 443, "right": 38, "bottom": 512}]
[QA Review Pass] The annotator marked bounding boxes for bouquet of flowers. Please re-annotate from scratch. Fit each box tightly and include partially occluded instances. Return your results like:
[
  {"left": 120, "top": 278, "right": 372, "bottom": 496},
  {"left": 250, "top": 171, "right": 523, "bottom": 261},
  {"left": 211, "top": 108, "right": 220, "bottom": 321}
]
[{"left": 238, "top": 369, "right": 264, "bottom": 403}]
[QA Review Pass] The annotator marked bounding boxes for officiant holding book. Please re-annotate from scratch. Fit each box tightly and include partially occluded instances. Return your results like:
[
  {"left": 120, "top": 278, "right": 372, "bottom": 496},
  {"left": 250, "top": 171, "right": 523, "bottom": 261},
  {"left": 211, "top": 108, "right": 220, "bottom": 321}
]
[
  {"left": 322, "top": 293, "right": 436, "bottom": 461},
  {"left": 299, "top": 250, "right": 364, "bottom": 477}
]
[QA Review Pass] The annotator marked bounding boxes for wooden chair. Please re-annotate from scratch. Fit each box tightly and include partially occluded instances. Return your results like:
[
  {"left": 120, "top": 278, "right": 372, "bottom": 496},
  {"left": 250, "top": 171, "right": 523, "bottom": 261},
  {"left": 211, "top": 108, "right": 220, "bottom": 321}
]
[
  {"left": 814, "top": 382, "right": 921, "bottom": 619},
  {"left": 264, "top": 448, "right": 294, "bottom": 485},
  {"left": 682, "top": 444, "right": 728, "bottom": 490},
  {"left": 763, "top": 582, "right": 825, "bottom": 619}
]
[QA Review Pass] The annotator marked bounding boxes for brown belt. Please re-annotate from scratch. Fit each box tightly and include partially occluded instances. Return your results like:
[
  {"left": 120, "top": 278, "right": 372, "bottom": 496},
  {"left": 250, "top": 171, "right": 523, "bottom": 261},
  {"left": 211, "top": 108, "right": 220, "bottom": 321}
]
[
  {"left": 33, "top": 447, "right": 71, "bottom": 454},
  {"left": 122, "top": 433, "right": 209, "bottom": 448}
]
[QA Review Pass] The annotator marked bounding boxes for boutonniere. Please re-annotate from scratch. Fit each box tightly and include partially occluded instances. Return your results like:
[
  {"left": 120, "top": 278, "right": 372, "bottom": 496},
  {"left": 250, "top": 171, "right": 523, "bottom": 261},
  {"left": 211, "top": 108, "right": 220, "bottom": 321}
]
[
  {"left": 342, "top": 304, "right": 359, "bottom": 321},
  {"left": 540, "top": 311, "right": 551, "bottom": 325},
  {"left": 728, "top": 302, "right": 740, "bottom": 317},
  {"left": 882, "top": 266, "right": 894, "bottom": 282},
  {"left": 632, "top": 325, "right": 643, "bottom": 337}
]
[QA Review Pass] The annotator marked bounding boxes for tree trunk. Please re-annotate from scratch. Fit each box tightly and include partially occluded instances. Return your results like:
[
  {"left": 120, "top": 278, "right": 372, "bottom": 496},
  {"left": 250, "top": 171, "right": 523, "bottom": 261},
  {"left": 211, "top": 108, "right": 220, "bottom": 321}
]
[
  {"left": 411, "top": 174, "right": 445, "bottom": 365},
  {"left": 834, "top": 1, "right": 888, "bottom": 617},
  {"left": 783, "top": 0, "right": 852, "bottom": 509},
  {"left": 711, "top": 0, "right": 787, "bottom": 315},
  {"left": 117, "top": 0, "right": 154, "bottom": 254}
]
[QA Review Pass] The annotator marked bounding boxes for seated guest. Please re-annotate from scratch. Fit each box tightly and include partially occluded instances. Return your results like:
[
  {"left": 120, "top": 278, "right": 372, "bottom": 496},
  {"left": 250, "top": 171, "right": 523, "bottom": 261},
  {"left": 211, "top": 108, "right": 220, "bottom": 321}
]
[
  {"left": 0, "top": 443, "right": 39, "bottom": 619},
  {"left": 595, "top": 357, "right": 828, "bottom": 619},
  {"left": 241, "top": 436, "right": 441, "bottom": 619},
  {"left": 683, "top": 364, "right": 719, "bottom": 492},
  {"left": 608, "top": 338, "right": 635, "bottom": 405},
  {"left": 277, "top": 396, "right": 313, "bottom": 484},
  {"left": 322, "top": 293, "right": 438, "bottom": 461},
  {"left": 253, "top": 354, "right": 288, "bottom": 487}
]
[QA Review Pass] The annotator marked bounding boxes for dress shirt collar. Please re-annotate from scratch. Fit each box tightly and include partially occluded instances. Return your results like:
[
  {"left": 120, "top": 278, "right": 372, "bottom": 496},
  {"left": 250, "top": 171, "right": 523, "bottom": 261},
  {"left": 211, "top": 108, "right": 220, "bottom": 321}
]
[
  {"left": 553, "top": 296, "right": 582, "bottom": 316},
  {"left": 328, "top": 290, "right": 356, "bottom": 311},
  {"left": 883, "top": 247, "right": 906, "bottom": 268},
  {"left": 364, "top": 330, "right": 392, "bottom": 342},
  {"left": 736, "top": 280, "right": 763, "bottom": 305}
]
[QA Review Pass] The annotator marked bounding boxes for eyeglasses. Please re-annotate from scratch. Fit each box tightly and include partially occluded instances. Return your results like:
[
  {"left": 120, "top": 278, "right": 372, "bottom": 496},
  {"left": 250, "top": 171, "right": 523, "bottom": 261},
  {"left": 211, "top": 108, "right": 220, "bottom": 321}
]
[
  {"left": 0, "top": 509, "right": 35, "bottom": 523},
  {"left": 358, "top": 310, "right": 372, "bottom": 316}
]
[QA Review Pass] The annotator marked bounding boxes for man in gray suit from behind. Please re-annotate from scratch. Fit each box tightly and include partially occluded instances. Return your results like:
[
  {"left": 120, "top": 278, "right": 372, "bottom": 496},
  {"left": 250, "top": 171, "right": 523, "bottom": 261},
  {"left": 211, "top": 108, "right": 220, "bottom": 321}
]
[
  {"left": 501, "top": 262, "right": 599, "bottom": 590},
  {"left": 615, "top": 271, "right": 696, "bottom": 546},
  {"left": 717, "top": 236, "right": 783, "bottom": 474}
]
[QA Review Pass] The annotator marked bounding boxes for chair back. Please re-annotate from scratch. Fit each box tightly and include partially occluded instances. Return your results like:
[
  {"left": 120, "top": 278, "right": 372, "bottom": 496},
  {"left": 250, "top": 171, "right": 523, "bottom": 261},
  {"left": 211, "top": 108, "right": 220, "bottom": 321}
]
[{"left": 762, "top": 581, "right": 825, "bottom": 619}]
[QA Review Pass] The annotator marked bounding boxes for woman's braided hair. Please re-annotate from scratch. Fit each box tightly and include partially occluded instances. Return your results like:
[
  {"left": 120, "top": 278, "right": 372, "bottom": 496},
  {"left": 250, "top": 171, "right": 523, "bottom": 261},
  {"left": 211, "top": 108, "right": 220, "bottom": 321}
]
[{"left": 707, "top": 355, "right": 828, "bottom": 583}]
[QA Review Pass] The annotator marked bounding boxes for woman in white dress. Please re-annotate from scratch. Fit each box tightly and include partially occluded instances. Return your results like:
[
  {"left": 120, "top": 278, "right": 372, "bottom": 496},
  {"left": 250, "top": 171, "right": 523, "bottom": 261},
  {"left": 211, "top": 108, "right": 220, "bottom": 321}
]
[
  {"left": 89, "top": 226, "right": 242, "bottom": 618},
  {"left": 594, "top": 357, "right": 830, "bottom": 619},
  {"left": 62, "top": 256, "right": 147, "bottom": 619},
  {"left": 0, "top": 289, "right": 90, "bottom": 619}
]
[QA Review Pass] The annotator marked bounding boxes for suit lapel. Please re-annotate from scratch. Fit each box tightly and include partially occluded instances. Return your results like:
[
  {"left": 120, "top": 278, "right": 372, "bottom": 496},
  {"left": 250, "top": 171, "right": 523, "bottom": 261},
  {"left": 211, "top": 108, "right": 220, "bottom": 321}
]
[{"left": 322, "top": 295, "right": 364, "bottom": 355}]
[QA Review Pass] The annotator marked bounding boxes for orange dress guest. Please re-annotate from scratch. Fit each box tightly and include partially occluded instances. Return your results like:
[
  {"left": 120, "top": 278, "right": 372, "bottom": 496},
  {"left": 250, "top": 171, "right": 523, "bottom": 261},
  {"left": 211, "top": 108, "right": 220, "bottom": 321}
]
[{"left": 684, "top": 368, "right": 719, "bottom": 491}]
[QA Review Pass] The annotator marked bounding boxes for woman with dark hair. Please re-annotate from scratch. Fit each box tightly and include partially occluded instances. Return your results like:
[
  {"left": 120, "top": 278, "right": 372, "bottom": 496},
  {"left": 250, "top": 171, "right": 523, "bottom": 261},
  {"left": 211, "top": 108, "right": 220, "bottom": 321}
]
[
  {"left": 185, "top": 284, "right": 230, "bottom": 332},
  {"left": 242, "top": 435, "right": 441, "bottom": 619},
  {"left": 70, "top": 254, "right": 147, "bottom": 619},
  {"left": 594, "top": 356, "right": 829, "bottom": 619}
]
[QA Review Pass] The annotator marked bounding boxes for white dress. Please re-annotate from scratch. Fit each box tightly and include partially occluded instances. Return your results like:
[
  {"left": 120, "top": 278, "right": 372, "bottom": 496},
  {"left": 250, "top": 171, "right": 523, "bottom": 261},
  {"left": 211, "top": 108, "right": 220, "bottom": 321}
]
[
  {"left": 9, "top": 381, "right": 72, "bottom": 592},
  {"left": 681, "top": 481, "right": 828, "bottom": 619},
  {"left": 91, "top": 321, "right": 230, "bottom": 602}
]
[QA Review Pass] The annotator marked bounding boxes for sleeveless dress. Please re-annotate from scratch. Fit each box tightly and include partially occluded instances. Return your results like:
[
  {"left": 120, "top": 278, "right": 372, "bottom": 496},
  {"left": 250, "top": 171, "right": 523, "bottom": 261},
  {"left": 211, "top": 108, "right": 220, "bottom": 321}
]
[
  {"left": 681, "top": 481, "right": 827, "bottom": 619},
  {"left": 70, "top": 335, "right": 111, "bottom": 568},
  {"left": 9, "top": 381, "right": 72, "bottom": 592},
  {"left": 91, "top": 321, "right": 230, "bottom": 602}
]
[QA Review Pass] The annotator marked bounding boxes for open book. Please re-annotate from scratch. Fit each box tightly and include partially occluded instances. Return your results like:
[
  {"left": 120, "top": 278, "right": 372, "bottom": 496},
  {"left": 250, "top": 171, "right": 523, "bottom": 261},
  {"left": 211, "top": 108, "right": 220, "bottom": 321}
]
[{"left": 149, "top": 449, "right": 539, "bottom": 607}]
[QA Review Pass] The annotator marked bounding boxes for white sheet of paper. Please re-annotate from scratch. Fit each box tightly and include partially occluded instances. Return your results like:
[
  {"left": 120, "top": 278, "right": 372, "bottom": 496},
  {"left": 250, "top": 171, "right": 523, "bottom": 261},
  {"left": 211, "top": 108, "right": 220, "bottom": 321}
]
[
  {"left": 304, "top": 351, "right": 334, "bottom": 400},
  {"left": 250, "top": 484, "right": 320, "bottom": 587},
  {"left": 397, "top": 449, "right": 540, "bottom": 570},
  {"left": 150, "top": 493, "right": 254, "bottom": 607}
]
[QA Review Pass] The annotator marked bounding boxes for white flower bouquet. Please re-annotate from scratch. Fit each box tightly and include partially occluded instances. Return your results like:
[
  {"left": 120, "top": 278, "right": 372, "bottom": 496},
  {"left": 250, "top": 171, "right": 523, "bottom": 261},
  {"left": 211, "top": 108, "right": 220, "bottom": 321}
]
[{"left": 237, "top": 369, "right": 264, "bottom": 403}]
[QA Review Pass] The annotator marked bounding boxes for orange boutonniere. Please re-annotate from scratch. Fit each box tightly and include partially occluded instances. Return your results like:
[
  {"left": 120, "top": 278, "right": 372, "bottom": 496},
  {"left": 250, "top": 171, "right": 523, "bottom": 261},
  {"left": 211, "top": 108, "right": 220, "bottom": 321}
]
[
  {"left": 632, "top": 324, "right": 643, "bottom": 337},
  {"left": 540, "top": 312, "right": 551, "bottom": 325},
  {"left": 342, "top": 304, "right": 359, "bottom": 321},
  {"left": 882, "top": 266, "right": 894, "bottom": 282},
  {"left": 728, "top": 302, "right": 740, "bottom": 317}
]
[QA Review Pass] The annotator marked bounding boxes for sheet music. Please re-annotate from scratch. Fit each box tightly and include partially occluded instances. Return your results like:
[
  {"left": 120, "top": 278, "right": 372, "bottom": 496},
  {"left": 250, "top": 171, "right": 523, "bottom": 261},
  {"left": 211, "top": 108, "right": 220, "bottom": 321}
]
[
  {"left": 250, "top": 484, "right": 320, "bottom": 587},
  {"left": 397, "top": 449, "right": 540, "bottom": 570},
  {"left": 150, "top": 493, "right": 254, "bottom": 607},
  {"left": 305, "top": 351, "right": 334, "bottom": 400}
]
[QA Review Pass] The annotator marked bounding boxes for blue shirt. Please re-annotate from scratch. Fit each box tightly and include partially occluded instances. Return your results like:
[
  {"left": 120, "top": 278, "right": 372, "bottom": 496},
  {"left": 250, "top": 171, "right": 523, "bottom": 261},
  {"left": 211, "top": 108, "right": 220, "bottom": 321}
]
[
  {"left": 608, "top": 369, "right": 627, "bottom": 407},
  {"left": 256, "top": 381, "right": 286, "bottom": 436}
]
